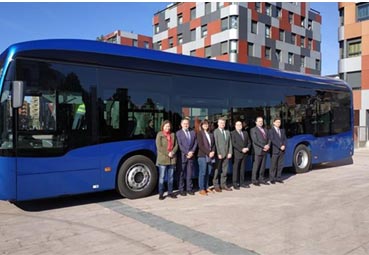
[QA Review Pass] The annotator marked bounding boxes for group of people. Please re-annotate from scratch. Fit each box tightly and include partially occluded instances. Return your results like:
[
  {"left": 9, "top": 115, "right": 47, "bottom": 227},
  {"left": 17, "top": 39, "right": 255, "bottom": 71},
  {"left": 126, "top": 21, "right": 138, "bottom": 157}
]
[{"left": 155, "top": 116, "right": 287, "bottom": 200}]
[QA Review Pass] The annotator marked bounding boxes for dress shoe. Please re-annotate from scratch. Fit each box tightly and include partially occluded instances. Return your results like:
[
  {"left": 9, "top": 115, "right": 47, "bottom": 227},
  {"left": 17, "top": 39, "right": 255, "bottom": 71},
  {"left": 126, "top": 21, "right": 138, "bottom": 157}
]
[
  {"left": 259, "top": 180, "right": 270, "bottom": 185},
  {"left": 180, "top": 191, "right": 187, "bottom": 196},
  {"left": 241, "top": 184, "right": 250, "bottom": 188},
  {"left": 233, "top": 185, "right": 240, "bottom": 190},
  {"left": 206, "top": 189, "right": 214, "bottom": 193},
  {"left": 252, "top": 182, "right": 260, "bottom": 186},
  {"left": 276, "top": 179, "right": 284, "bottom": 183},
  {"left": 270, "top": 180, "right": 276, "bottom": 184},
  {"left": 222, "top": 187, "right": 232, "bottom": 191},
  {"left": 214, "top": 187, "right": 222, "bottom": 192},
  {"left": 159, "top": 194, "right": 165, "bottom": 200},
  {"left": 199, "top": 190, "right": 207, "bottom": 196},
  {"left": 188, "top": 191, "right": 195, "bottom": 195},
  {"left": 168, "top": 193, "right": 177, "bottom": 199}
]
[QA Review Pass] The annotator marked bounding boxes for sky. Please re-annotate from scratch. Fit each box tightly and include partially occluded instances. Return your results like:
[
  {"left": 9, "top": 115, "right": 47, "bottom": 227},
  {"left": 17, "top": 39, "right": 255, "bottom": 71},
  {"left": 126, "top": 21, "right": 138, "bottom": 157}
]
[{"left": 0, "top": 2, "right": 338, "bottom": 75}]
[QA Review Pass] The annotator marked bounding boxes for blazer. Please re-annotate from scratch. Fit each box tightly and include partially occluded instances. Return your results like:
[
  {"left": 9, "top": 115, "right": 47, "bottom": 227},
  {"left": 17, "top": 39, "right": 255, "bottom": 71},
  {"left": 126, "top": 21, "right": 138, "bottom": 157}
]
[
  {"left": 155, "top": 131, "right": 178, "bottom": 165},
  {"left": 176, "top": 129, "right": 198, "bottom": 162},
  {"left": 197, "top": 130, "right": 215, "bottom": 158},
  {"left": 250, "top": 126, "right": 271, "bottom": 156},
  {"left": 268, "top": 127, "right": 287, "bottom": 155},
  {"left": 214, "top": 128, "right": 232, "bottom": 157},
  {"left": 231, "top": 130, "right": 251, "bottom": 159}
]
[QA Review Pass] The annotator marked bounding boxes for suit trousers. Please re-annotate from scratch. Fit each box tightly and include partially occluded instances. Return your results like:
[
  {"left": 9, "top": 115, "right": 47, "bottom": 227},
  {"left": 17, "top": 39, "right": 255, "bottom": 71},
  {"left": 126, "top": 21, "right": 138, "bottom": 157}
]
[
  {"left": 252, "top": 154, "right": 267, "bottom": 182},
  {"left": 232, "top": 156, "right": 246, "bottom": 186},
  {"left": 179, "top": 159, "right": 194, "bottom": 192},
  {"left": 270, "top": 152, "right": 285, "bottom": 180},
  {"left": 213, "top": 158, "right": 228, "bottom": 188}
]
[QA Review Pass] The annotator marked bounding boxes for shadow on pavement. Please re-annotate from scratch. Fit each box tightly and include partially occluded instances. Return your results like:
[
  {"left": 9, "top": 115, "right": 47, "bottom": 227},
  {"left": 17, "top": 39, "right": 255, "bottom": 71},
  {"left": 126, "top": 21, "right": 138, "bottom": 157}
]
[{"left": 14, "top": 190, "right": 123, "bottom": 212}]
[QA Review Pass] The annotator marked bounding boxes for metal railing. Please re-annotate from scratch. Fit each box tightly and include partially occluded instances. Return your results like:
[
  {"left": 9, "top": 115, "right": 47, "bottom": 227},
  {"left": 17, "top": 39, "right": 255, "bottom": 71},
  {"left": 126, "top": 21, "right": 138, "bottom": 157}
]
[{"left": 354, "top": 126, "right": 369, "bottom": 148}]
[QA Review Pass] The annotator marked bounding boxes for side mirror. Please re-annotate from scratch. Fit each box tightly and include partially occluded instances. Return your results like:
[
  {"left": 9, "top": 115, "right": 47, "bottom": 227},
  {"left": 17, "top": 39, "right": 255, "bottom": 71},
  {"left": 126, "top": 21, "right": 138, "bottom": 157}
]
[{"left": 12, "top": 81, "right": 24, "bottom": 108}]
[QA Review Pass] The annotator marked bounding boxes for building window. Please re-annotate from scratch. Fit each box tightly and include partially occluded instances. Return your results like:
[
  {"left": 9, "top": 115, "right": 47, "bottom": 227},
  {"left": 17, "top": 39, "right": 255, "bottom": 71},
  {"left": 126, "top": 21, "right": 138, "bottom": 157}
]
[
  {"left": 277, "top": 7, "right": 282, "bottom": 18},
  {"left": 301, "top": 56, "right": 305, "bottom": 67},
  {"left": 265, "top": 47, "right": 271, "bottom": 59},
  {"left": 132, "top": 39, "right": 138, "bottom": 47},
  {"left": 308, "top": 19, "right": 312, "bottom": 30},
  {"left": 347, "top": 71, "right": 362, "bottom": 88},
  {"left": 288, "top": 12, "right": 293, "bottom": 24},
  {"left": 279, "top": 29, "right": 284, "bottom": 41},
  {"left": 339, "top": 8, "right": 344, "bottom": 26},
  {"left": 301, "top": 36, "right": 305, "bottom": 47},
  {"left": 205, "top": 46, "right": 211, "bottom": 58},
  {"left": 230, "top": 16, "right": 238, "bottom": 29},
  {"left": 190, "top": 7, "right": 196, "bottom": 20},
  {"left": 276, "top": 49, "right": 281, "bottom": 62},
  {"left": 308, "top": 38, "right": 312, "bottom": 49},
  {"left": 301, "top": 17, "right": 305, "bottom": 27},
  {"left": 158, "top": 41, "right": 162, "bottom": 50},
  {"left": 165, "top": 19, "right": 170, "bottom": 29},
  {"left": 201, "top": 25, "right": 208, "bottom": 38},
  {"left": 266, "top": 3, "right": 272, "bottom": 16},
  {"left": 339, "top": 41, "right": 344, "bottom": 58},
  {"left": 190, "top": 50, "right": 196, "bottom": 56},
  {"left": 251, "top": 21, "right": 257, "bottom": 34},
  {"left": 216, "top": 2, "right": 223, "bottom": 10},
  {"left": 154, "top": 24, "right": 159, "bottom": 34},
  {"left": 315, "top": 59, "right": 320, "bottom": 70},
  {"left": 221, "top": 17, "right": 228, "bottom": 31},
  {"left": 190, "top": 29, "right": 196, "bottom": 41},
  {"left": 221, "top": 41, "right": 228, "bottom": 55},
  {"left": 107, "top": 36, "right": 117, "bottom": 44},
  {"left": 348, "top": 39, "right": 361, "bottom": 57},
  {"left": 248, "top": 43, "right": 254, "bottom": 57},
  {"left": 205, "top": 2, "right": 211, "bottom": 15},
  {"left": 178, "top": 34, "right": 183, "bottom": 45},
  {"left": 291, "top": 33, "right": 296, "bottom": 45},
  {"left": 357, "top": 3, "right": 369, "bottom": 21},
  {"left": 169, "top": 37, "right": 174, "bottom": 48},
  {"left": 288, "top": 52, "right": 293, "bottom": 64},
  {"left": 265, "top": 25, "right": 271, "bottom": 38},
  {"left": 178, "top": 14, "right": 183, "bottom": 24},
  {"left": 255, "top": 3, "right": 261, "bottom": 13},
  {"left": 230, "top": 40, "right": 237, "bottom": 53},
  {"left": 144, "top": 41, "right": 149, "bottom": 49}
]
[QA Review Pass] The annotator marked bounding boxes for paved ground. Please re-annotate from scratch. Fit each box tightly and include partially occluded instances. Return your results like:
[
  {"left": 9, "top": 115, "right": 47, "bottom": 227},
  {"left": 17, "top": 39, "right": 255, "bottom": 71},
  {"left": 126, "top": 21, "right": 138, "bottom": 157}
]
[{"left": 1, "top": 148, "right": 369, "bottom": 255}]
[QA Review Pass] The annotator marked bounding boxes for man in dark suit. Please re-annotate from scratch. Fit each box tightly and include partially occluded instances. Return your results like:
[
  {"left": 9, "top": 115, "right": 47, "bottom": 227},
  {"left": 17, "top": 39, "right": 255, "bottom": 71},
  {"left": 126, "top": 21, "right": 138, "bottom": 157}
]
[
  {"left": 250, "top": 116, "right": 270, "bottom": 186},
  {"left": 231, "top": 120, "right": 251, "bottom": 189},
  {"left": 176, "top": 118, "right": 198, "bottom": 196},
  {"left": 269, "top": 117, "right": 287, "bottom": 184},
  {"left": 213, "top": 118, "right": 233, "bottom": 192}
]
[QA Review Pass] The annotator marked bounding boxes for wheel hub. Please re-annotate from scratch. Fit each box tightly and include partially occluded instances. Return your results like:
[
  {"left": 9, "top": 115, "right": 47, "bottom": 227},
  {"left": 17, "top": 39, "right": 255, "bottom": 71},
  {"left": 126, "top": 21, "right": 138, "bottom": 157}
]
[{"left": 125, "top": 164, "right": 151, "bottom": 191}]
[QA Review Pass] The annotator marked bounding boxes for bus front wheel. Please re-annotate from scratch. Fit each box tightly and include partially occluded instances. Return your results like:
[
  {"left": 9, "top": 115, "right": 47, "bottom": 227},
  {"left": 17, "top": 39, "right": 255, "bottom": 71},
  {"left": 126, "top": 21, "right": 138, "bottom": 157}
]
[
  {"left": 117, "top": 155, "right": 158, "bottom": 199},
  {"left": 293, "top": 144, "right": 312, "bottom": 173}
]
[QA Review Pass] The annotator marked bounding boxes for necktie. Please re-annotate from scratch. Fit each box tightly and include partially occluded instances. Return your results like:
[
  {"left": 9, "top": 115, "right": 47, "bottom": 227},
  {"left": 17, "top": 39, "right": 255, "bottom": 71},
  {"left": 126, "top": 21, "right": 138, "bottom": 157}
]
[
  {"left": 185, "top": 130, "right": 191, "bottom": 142},
  {"left": 239, "top": 131, "right": 244, "bottom": 140},
  {"left": 277, "top": 128, "right": 281, "bottom": 138},
  {"left": 259, "top": 127, "right": 266, "bottom": 139}
]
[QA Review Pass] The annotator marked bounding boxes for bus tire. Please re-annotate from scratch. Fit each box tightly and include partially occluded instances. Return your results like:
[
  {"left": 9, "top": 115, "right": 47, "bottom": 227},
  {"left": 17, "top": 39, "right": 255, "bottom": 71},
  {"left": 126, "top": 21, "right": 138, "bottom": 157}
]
[
  {"left": 117, "top": 155, "right": 157, "bottom": 199},
  {"left": 293, "top": 144, "right": 312, "bottom": 173}
]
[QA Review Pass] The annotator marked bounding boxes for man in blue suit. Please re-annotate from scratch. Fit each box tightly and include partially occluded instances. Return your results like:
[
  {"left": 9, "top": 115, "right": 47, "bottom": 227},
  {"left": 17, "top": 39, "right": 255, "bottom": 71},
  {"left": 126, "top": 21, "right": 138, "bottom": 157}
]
[
  {"left": 176, "top": 118, "right": 198, "bottom": 196},
  {"left": 268, "top": 117, "right": 287, "bottom": 184}
]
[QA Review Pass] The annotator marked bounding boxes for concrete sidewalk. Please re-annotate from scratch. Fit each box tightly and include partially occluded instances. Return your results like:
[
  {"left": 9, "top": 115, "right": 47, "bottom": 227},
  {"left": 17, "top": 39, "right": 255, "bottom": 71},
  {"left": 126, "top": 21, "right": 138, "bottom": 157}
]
[{"left": 1, "top": 148, "right": 368, "bottom": 255}]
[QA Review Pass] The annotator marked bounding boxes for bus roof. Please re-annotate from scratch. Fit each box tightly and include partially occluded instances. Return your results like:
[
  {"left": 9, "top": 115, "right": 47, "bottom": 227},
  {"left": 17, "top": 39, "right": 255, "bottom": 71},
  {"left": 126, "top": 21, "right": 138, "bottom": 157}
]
[{"left": 4, "top": 39, "right": 348, "bottom": 89}]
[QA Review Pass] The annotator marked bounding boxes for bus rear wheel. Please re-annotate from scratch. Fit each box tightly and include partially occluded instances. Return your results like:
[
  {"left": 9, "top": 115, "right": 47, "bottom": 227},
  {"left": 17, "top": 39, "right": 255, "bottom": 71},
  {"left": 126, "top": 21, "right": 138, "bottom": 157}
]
[
  {"left": 293, "top": 144, "right": 312, "bottom": 173},
  {"left": 117, "top": 155, "right": 157, "bottom": 199}
]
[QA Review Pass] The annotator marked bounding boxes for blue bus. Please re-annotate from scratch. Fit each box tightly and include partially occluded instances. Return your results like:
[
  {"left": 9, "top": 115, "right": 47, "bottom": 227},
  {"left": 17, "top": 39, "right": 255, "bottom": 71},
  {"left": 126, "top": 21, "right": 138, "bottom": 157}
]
[{"left": 0, "top": 39, "right": 353, "bottom": 201}]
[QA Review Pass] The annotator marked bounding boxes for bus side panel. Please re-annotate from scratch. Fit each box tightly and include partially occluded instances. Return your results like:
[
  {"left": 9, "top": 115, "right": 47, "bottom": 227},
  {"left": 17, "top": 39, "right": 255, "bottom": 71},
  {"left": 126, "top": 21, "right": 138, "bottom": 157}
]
[
  {"left": 16, "top": 146, "right": 101, "bottom": 201},
  {"left": 0, "top": 157, "right": 17, "bottom": 201},
  {"left": 99, "top": 140, "right": 157, "bottom": 190}
]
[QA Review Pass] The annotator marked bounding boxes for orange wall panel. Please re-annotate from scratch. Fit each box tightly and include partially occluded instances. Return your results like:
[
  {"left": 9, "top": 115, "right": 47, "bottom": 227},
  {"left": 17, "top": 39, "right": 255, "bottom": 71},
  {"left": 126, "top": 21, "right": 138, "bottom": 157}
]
[
  {"left": 153, "top": 15, "right": 159, "bottom": 25},
  {"left": 301, "top": 3, "right": 306, "bottom": 17},
  {"left": 168, "top": 27, "right": 177, "bottom": 38},
  {"left": 280, "top": 10, "right": 291, "bottom": 31},
  {"left": 362, "top": 69, "right": 369, "bottom": 90},
  {"left": 190, "top": 17, "right": 201, "bottom": 30},
  {"left": 216, "top": 54, "right": 229, "bottom": 62},
  {"left": 362, "top": 21, "right": 369, "bottom": 36},
  {"left": 345, "top": 23, "right": 362, "bottom": 39},
  {"left": 205, "top": 35, "right": 211, "bottom": 47},
  {"left": 177, "top": 45, "right": 182, "bottom": 55},
  {"left": 353, "top": 90, "right": 361, "bottom": 110},
  {"left": 208, "top": 20, "right": 221, "bottom": 36},
  {"left": 196, "top": 47, "right": 204, "bottom": 58},
  {"left": 344, "top": 3, "right": 357, "bottom": 25},
  {"left": 120, "top": 38, "right": 132, "bottom": 46},
  {"left": 261, "top": 58, "right": 272, "bottom": 68},
  {"left": 238, "top": 40, "right": 247, "bottom": 64},
  {"left": 362, "top": 55, "right": 369, "bottom": 70}
]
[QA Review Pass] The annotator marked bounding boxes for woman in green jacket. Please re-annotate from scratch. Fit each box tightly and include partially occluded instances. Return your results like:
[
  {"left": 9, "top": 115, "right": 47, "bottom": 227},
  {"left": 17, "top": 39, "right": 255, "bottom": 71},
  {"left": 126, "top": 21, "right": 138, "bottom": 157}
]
[{"left": 156, "top": 120, "right": 178, "bottom": 200}]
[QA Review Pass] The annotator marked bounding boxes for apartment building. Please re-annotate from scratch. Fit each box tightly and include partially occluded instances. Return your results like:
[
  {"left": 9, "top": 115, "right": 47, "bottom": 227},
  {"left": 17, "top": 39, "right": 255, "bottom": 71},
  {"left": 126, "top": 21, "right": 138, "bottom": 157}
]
[
  {"left": 338, "top": 2, "right": 369, "bottom": 128},
  {"left": 153, "top": 2, "right": 321, "bottom": 74},
  {"left": 101, "top": 30, "right": 153, "bottom": 49}
]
